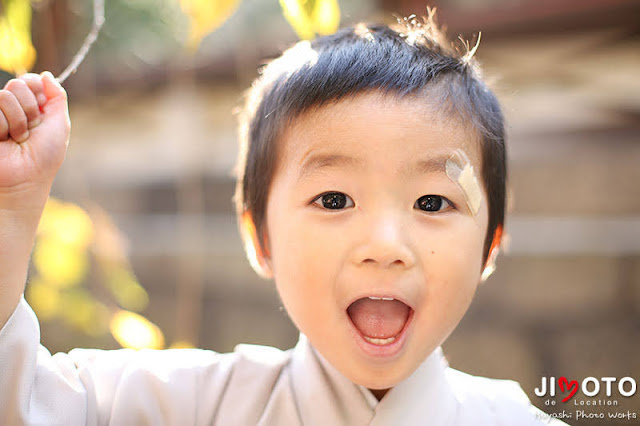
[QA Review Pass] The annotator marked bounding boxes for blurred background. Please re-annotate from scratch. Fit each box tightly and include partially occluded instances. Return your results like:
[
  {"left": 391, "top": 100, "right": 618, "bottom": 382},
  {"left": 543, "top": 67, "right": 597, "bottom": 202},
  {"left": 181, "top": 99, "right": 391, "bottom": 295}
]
[{"left": 1, "top": 0, "right": 638, "bottom": 423}]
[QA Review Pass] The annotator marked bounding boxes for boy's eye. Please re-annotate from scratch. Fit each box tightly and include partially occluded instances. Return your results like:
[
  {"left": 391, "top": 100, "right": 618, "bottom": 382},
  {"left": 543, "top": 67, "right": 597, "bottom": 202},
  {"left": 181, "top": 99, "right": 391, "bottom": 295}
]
[
  {"left": 414, "top": 195, "right": 452, "bottom": 212},
  {"left": 312, "top": 192, "right": 354, "bottom": 210}
]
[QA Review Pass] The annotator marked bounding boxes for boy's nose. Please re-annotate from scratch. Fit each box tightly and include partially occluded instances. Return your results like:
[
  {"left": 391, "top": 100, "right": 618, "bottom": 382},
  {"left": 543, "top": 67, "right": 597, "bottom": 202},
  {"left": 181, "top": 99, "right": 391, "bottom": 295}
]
[{"left": 351, "top": 213, "right": 416, "bottom": 270}]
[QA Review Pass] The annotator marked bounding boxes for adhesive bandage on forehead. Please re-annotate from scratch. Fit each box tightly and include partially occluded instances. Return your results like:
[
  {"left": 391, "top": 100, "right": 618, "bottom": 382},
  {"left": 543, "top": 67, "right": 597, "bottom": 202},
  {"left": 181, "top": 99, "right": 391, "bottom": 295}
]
[{"left": 445, "top": 149, "right": 482, "bottom": 215}]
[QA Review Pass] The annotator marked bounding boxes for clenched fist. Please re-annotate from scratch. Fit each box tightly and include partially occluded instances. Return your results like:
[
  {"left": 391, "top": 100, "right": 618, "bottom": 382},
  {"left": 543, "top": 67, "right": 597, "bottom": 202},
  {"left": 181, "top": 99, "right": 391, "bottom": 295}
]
[{"left": 0, "top": 72, "right": 70, "bottom": 201}]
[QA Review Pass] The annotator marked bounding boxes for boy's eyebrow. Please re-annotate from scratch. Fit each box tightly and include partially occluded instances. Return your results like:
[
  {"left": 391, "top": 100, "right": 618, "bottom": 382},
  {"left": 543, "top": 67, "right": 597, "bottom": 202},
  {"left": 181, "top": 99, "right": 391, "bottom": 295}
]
[
  {"left": 298, "top": 153, "right": 364, "bottom": 181},
  {"left": 406, "top": 156, "right": 450, "bottom": 176},
  {"left": 298, "top": 153, "right": 453, "bottom": 181}
]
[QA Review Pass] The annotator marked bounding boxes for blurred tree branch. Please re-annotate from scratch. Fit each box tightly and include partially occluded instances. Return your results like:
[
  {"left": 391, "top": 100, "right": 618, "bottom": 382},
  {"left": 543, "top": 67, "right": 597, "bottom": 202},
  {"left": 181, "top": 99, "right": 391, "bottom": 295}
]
[{"left": 57, "top": 0, "right": 104, "bottom": 83}]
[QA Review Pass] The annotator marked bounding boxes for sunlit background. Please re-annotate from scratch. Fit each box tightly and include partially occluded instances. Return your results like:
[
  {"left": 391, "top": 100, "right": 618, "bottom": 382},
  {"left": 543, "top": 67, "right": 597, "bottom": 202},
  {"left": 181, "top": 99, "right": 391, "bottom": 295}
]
[{"left": 1, "top": 0, "right": 638, "bottom": 423}]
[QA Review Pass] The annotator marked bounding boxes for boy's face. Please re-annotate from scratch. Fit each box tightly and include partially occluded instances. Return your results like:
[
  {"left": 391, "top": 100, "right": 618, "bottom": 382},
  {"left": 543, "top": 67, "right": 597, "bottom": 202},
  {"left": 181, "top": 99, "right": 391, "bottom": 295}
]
[{"left": 262, "top": 92, "right": 489, "bottom": 391}]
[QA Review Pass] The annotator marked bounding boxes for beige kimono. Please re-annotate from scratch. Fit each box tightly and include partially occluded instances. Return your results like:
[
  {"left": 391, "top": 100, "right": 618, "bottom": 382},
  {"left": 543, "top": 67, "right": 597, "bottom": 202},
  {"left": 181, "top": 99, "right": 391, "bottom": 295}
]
[{"left": 1, "top": 299, "right": 566, "bottom": 425}]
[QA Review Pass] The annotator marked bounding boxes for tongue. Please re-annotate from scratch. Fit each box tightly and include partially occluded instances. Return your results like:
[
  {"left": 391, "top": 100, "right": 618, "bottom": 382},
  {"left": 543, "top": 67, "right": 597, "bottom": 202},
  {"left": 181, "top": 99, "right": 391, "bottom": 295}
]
[{"left": 347, "top": 298, "right": 410, "bottom": 339}]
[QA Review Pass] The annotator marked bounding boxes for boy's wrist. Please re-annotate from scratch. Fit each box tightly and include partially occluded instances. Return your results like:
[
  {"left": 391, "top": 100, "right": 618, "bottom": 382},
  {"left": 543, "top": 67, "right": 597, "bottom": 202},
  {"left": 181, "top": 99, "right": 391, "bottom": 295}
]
[
  {"left": 0, "top": 184, "right": 51, "bottom": 328},
  {"left": 0, "top": 180, "right": 53, "bottom": 216},
  {"left": 0, "top": 216, "right": 39, "bottom": 330}
]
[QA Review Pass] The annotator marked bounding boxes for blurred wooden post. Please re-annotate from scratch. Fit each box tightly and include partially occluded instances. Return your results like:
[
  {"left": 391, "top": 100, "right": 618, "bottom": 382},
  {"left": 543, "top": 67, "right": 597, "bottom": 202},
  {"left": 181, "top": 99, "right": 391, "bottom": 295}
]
[
  {"left": 174, "top": 64, "right": 205, "bottom": 347},
  {"left": 176, "top": 170, "right": 205, "bottom": 347},
  {"left": 32, "top": 0, "right": 66, "bottom": 73}
]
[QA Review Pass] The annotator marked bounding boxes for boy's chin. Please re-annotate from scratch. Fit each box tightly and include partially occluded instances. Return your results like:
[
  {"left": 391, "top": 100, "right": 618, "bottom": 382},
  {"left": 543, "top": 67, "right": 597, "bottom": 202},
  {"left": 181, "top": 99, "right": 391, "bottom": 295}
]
[
  {"left": 325, "top": 336, "right": 436, "bottom": 391},
  {"left": 341, "top": 361, "right": 417, "bottom": 391}
]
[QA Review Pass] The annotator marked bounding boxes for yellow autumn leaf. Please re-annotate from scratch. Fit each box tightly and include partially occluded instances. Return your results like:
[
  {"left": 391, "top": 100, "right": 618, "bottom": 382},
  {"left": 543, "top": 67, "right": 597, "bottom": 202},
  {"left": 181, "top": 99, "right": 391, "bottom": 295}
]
[
  {"left": 38, "top": 198, "right": 94, "bottom": 249},
  {"left": 26, "top": 278, "right": 61, "bottom": 320},
  {"left": 33, "top": 237, "right": 89, "bottom": 288},
  {"left": 279, "top": 0, "right": 340, "bottom": 40},
  {"left": 110, "top": 310, "right": 165, "bottom": 350},
  {"left": 178, "top": 0, "right": 241, "bottom": 50},
  {"left": 59, "top": 289, "right": 105, "bottom": 333},
  {"left": 311, "top": 0, "right": 339, "bottom": 36},
  {"left": 77, "top": 299, "right": 111, "bottom": 337},
  {"left": 279, "top": 0, "right": 314, "bottom": 40},
  {"left": 0, "top": 0, "right": 36, "bottom": 74},
  {"left": 103, "top": 265, "right": 149, "bottom": 311}
]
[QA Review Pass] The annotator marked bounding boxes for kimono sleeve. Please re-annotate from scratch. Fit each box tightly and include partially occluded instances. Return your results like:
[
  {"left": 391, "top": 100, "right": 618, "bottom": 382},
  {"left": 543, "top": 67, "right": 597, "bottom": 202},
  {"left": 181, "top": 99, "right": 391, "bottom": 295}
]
[
  {"left": 0, "top": 297, "right": 94, "bottom": 424},
  {"left": 0, "top": 297, "right": 237, "bottom": 425}
]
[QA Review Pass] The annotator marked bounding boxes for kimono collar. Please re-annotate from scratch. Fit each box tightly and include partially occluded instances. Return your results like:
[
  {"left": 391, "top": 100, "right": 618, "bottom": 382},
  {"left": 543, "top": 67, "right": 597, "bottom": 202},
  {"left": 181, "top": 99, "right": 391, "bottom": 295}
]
[{"left": 289, "top": 334, "right": 458, "bottom": 425}]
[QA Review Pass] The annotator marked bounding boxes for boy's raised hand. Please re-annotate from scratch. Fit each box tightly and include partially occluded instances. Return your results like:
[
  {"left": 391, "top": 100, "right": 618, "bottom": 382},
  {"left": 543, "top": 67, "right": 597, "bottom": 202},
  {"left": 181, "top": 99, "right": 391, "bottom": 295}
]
[
  {"left": 0, "top": 72, "right": 70, "bottom": 329},
  {"left": 0, "top": 72, "right": 69, "bottom": 200}
]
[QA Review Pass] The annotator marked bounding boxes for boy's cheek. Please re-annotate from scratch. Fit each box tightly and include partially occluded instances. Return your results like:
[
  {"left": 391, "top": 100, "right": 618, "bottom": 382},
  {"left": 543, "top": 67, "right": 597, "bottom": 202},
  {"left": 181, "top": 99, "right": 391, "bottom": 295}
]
[
  {"left": 270, "top": 221, "right": 343, "bottom": 282},
  {"left": 424, "top": 234, "right": 486, "bottom": 289},
  {"left": 422, "top": 221, "right": 484, "bottom": 252}
]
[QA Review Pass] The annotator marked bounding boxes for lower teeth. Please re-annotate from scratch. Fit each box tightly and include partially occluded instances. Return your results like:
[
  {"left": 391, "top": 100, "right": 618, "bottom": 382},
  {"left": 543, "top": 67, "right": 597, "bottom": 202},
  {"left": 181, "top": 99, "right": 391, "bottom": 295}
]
[{"left": 363, "top": 335, "right": 397, "bottom": 345}]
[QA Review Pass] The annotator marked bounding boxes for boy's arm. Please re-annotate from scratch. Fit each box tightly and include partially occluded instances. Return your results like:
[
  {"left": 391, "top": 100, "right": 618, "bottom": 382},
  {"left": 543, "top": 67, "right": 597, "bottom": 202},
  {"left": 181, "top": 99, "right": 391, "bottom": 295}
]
[
  {"left": 0, "top": 72, "right": 69, "bottom": 329},
  {"left": 0, "top": 80, "right": 232, "bottom": 423}
]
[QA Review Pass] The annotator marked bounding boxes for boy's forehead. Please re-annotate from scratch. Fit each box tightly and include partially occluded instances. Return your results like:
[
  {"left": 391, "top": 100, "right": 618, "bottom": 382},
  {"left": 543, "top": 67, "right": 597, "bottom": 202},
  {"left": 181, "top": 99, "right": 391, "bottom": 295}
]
[
  {"left": 277, "top": 92, "right": 483, "bottom": 173},
  {"left": 296, "top": 152, "right": 454, "bottom": 183}
]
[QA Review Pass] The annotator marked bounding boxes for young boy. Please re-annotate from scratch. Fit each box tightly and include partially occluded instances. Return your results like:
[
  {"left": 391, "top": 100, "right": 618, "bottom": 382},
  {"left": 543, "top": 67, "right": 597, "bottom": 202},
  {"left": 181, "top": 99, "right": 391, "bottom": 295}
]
[{"left": 0, "top": 15, "right": 567, "bottom": 425}]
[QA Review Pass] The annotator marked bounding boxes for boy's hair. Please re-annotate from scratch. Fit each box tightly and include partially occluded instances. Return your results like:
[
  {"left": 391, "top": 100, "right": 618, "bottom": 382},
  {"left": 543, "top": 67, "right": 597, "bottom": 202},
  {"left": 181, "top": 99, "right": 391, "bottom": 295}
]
[{"left": 235, "top": 12, "right": 506, "bottom": 272}]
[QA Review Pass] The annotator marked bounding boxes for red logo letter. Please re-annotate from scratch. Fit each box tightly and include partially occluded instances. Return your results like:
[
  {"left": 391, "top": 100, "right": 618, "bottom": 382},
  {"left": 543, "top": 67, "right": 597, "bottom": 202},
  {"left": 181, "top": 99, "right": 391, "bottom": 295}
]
[{"left": 558, "top": 376, "right": 578, "bottom": 402}]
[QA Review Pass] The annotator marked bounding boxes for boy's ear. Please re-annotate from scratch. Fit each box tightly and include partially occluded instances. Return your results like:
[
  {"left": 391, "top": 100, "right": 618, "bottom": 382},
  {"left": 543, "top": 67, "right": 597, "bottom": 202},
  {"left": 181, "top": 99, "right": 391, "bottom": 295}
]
[
  {"left": 481, "top": 224, "right": 503, "bottom": 282},
  {"left": 240, "top": 211, "right": 273, "bottom": 279}
]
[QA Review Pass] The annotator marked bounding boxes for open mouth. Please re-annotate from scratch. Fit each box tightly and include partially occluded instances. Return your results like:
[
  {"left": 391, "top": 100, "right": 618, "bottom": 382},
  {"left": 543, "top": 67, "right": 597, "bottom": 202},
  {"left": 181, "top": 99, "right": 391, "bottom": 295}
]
[{"left": 346, "top": 296, "right": 413, "bottom": 347}]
